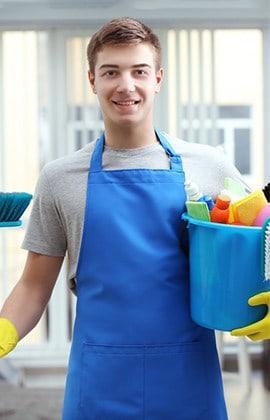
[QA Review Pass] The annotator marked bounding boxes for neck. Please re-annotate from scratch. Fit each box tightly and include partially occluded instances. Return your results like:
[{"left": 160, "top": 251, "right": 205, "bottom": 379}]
[{"left": 103, "top": 123, "right": 158, "bottom": 149}]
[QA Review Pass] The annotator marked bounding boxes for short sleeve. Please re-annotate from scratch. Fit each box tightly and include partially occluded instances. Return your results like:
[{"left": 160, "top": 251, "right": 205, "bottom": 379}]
[{"left": 21, "top": 165, "right": 67, "bottom": 257}]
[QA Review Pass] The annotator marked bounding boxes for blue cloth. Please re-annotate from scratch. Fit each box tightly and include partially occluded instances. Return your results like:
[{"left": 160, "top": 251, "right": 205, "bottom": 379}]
[{"left": 62, "top": 130, "right": 228, "bottom": 420}]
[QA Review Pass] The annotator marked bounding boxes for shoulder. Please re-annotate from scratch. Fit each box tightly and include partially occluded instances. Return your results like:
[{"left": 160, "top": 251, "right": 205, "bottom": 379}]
[
  {"left": 161, "top": 131, "right": 248, "bottom": 196},
  {"left": 162, "top": 131, "right": 241, "bottom": 174},
  {"left": 162, "top": 131, "right": 224, "bottom": 162},
  {"left": 41, "top": 140, "right": 97, "bottom": 181}
]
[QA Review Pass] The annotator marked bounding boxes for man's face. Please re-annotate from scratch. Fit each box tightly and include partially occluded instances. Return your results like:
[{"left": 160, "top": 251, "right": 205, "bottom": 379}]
[{"left": 88, "top": 42, "right": 163, "bottom": 128}]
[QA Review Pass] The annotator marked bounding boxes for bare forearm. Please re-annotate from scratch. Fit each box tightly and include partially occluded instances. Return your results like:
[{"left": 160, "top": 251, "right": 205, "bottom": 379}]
[
  {"left": 0, "top": 251, "right": 64, "bottom": 341},
  {"left": 0, "top": 275, "right": 51, "bottom": 358},
  {"left": 0, "top": 279, "right": 51, "bottom": 340}
]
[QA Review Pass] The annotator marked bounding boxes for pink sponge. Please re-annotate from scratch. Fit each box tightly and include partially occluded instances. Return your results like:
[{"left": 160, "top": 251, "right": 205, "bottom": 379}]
[{"left": 253, "top": 203, "right": 270, "bottom": 226}]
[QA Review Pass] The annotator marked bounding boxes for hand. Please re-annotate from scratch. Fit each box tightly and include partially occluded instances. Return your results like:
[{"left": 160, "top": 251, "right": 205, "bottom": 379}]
[
  {"left": 0, "top": 317, "right": 19, "bottom": 357},
  {"left": 231, "top": 292, "right": 270, "bottom": 341}
]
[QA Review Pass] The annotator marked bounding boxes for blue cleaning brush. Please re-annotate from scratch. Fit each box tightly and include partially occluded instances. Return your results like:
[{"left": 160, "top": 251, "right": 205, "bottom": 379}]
[
  {"left": 261, "top": 217, "right": 270, "bottom": 281},
  {"left": 0, "top": 192, "right": 33, "bottom": 228}
]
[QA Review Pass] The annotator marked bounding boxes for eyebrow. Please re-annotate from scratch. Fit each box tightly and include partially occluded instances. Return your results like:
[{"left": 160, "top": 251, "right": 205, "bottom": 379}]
[{"left": 98, "top": 63, "right": 152, "bottom": 70}]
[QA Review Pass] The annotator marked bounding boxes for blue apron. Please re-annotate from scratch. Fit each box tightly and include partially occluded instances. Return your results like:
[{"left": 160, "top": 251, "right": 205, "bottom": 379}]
[{"left": 62, "top": 130, "right": 228, "bottom": 420}]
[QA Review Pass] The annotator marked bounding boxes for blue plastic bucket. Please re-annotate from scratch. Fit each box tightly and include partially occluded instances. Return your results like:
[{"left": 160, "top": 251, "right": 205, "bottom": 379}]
[{"left": 182, "top": 213, "right": 270, "bottom": 331}]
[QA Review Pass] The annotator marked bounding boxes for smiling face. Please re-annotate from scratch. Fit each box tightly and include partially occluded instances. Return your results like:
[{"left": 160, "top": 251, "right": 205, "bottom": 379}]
[{"left": 88, "top": 42, "right": 163, "bottom": 130}]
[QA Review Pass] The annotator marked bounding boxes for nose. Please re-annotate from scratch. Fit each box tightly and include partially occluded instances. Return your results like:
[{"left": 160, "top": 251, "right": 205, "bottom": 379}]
[{"left": 116, "top": 73, "right": 135, "bottom": 93}]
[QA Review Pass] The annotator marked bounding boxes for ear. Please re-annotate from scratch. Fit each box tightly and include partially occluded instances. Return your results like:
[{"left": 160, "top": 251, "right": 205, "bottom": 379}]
[
  {"left": 155, "top": 67, "right": 164, "bottom": 93},
  {"left": 88, "top": 70, "right": 96, "bottom": 94}
]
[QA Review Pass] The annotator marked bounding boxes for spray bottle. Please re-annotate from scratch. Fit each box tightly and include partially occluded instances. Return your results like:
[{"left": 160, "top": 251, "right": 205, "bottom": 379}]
[{"left": 210, "top": 194, "right": 231, "bottom": 224}]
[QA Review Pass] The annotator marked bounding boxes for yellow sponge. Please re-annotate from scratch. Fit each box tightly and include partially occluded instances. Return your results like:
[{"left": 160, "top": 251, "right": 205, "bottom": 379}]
[
  {"left": 228, "top": 204, "right": 235, "bottom": 224},
  {"left": 232, "top": 190, "right": 267, "bottom": 226}
]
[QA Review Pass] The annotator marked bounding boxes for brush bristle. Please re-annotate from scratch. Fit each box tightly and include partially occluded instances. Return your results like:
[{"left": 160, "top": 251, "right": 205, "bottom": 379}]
[
  {"left": 263, "top": 183, "right": 270, "bottom": 202},
  {"left": 0, "top": 192, "right": 32, "bottom": 223},
  {"left": 262, "top": 217, "right": 270, "bottom": 281},
  {"left": 265, "top": 224, "right": 270, "bottom": 281}
]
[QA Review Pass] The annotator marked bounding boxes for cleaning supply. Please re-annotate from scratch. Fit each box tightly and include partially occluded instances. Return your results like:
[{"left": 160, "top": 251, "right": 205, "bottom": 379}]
[
  {"left": 185, "top": 181, "right": 203, "bottom": 202},
  {"left": 186, "top": 201, "right": 210, "bottom": 221},
  {"left": 261, "top": 217, "right": 270, "bottom": 281},
  {"left": 0, "top": 192, "right": 32, "bottom": 227},
  {"left": 0, "top": 318, "right": 19, "bottom": 358},
  {"left": 182, "top": 213, "right": 270, "bottom": 331},
  {"left": 224, "top": 177, "right": 247, "bottom": 199},
  {"left": 201, "top": 195, "right": 214, "bottom": 210},
  {"left": 210, "top": 194, "right": 231, "bottom": 223},
  {"left": 220, "top": 188, "right": 245, "bottom": 203},
  {"left": 253, "top": 203, "right": 270, "bottom": 227},
  {"left": 231, "top": 190, "right": 267, "bottom": 226},
  {"left": 230, "top": 217, "right": 270, "bottom": 340},
  {"left": 262, "top": 182, "right": 270, "bottom": 202},
  {"left": 228, "top": 204, "right": 235, "bottom": 224},
  {"left": 221, "top": 178, "right": 247, "bottom": 214}
]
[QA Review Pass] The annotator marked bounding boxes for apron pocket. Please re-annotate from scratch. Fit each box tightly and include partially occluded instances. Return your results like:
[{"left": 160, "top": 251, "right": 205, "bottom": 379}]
[
  {"left": 144, "top": 341, "right": 209, "bottom": 420},
  {"left": 79, "top": 343, "right": 144, "bottom": 420}
]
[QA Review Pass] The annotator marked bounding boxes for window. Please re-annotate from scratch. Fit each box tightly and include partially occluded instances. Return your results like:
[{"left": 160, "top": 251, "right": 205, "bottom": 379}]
[
  {"left": 167, "top": 29, "right": 263, "bottom": 188},
  {"left": 66, "top": 36, "right": 104, "bottom": 153},
  {"left": 0, "top": 31, "right": 46, "bottom": 345}
]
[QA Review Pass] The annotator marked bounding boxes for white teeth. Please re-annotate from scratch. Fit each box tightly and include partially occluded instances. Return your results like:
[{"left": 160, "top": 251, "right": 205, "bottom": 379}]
[{"left": 115, "top": 101, "right": 138, "bottom": 105}]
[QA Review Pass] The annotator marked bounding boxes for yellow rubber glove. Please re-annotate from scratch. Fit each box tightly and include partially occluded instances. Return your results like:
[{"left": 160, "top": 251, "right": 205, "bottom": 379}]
[
  {"left": 231, "top": 291, "right": 270, "bottom": 341},
  {"left": 0, "top": 317, "right": 19, "bottom": 357}
]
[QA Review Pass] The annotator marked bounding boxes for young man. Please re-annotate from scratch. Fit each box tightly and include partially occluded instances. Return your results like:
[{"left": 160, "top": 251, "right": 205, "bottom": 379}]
[{"left": 1, "top": 17, "right": 269, "bottom": 420}]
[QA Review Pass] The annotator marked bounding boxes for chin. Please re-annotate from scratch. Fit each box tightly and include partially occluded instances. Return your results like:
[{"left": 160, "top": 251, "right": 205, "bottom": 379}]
[{"left": 114, "top": 117, "right": 141, "bottom": 127}]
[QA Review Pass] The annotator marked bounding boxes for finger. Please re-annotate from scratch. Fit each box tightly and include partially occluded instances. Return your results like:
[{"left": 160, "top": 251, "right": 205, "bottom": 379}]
[
  {"left": 231, "top": 318, "right": 265, "bottom": 336},
  {"left": 0, "top": 346, "right": 9, "bottom": 357},
  {"left": 248, "top": 292, "right": 270, "bottom": 306},
  {"left": 231, "top": 328, "right": 249, "bottom": 337},
  {"left": 247, "top": 331, "right": 265, "bottom": 341}
]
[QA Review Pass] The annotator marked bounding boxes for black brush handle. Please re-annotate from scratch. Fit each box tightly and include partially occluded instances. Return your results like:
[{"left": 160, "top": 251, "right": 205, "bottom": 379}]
[{"left": 262, "top": 183, "right": 270, "bottom": 202}]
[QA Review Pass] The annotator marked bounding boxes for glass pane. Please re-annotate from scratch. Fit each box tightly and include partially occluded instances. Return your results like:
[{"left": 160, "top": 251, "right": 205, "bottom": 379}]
[
  {"left": 66, "top": 36, "right": 104, "bottom": 153},
  {"left": 215, "top": 29, "right": 263, "bottom": 188},
  {"left": 0, "top": 31, "right": 47, "bottom": 345},
  {"left": 168, "top": 29, "right": 263, "bottom": 188},
  {"left": 235, "top": 128, "right": 251, "bottom": 174}
]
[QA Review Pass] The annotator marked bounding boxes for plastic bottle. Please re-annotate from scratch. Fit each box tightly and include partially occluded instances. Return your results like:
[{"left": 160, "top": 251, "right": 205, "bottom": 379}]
[
  {"left": 202, "top": 195, "right": 215, "bottom": 210},
  {"left": 185, "top": 181, "right": 203, "bottom": 202},
  {"left": 220, "top": 188, "right": 244, "bottom": 203},
  {"left": 210, "top": 195, "right": 231, "bottom": 224}
]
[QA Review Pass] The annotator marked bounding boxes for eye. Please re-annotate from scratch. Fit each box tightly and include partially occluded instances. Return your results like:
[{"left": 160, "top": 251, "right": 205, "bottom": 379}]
[
  {"left": 104, "top": 70, "right": 117, "bottom": 77},
  {"left": 136, "top": 69, "right": 147, "bottom": 76}
]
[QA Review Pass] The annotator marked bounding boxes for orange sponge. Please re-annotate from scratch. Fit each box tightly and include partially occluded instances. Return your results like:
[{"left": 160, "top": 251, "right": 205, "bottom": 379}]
[{"left": 232, "top": 190, "right": 267, "bottom": 226}]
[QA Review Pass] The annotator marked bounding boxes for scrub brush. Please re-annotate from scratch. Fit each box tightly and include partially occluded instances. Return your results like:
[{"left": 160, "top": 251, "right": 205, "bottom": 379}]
[
  {"left": 0, "top": 192, "right": 33, "bottom": 227},
  {"left": 262, "top": 182, "right": 270, "bottom": 202},
  {"left": 262, "top": 217, "right": 270, "bottom": 281}
]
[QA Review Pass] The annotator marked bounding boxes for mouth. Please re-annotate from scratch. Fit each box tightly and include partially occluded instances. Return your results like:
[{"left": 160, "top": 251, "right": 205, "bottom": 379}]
[{"left": 111, "top": 100, "right": 141, "bottom": 107}]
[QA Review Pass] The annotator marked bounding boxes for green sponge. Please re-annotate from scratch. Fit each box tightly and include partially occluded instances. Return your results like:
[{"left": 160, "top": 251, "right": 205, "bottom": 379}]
[
  {"left": 186, "top": 201, "right": 210, "bottom": 221},
  {"left": 224, "top": 177, "right": 246, "bottom": 197}
]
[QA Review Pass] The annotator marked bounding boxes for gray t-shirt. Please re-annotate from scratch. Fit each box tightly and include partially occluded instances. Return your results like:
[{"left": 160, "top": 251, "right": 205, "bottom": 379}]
[{"left": 21, "top": 132, "right": 248, "bottom": 292}]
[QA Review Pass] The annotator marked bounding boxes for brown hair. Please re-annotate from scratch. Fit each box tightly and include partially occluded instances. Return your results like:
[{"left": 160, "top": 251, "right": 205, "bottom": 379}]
[{"left": 87, "top": 17, "right": 161, "bottom": 73}]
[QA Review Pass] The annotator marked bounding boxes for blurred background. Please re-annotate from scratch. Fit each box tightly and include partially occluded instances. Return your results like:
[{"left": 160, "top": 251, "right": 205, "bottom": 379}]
[{"left": 0, "top": 0, "right": 270, "bottom": 419}]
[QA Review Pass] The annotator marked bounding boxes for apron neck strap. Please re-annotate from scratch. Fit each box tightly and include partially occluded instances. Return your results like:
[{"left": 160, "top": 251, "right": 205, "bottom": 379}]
[
  {"left": 155, "top": 129, "right": 183, "bottom": 172},
  {"left": 90, "top": 129, "right": 183, "bottom": 172}
]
